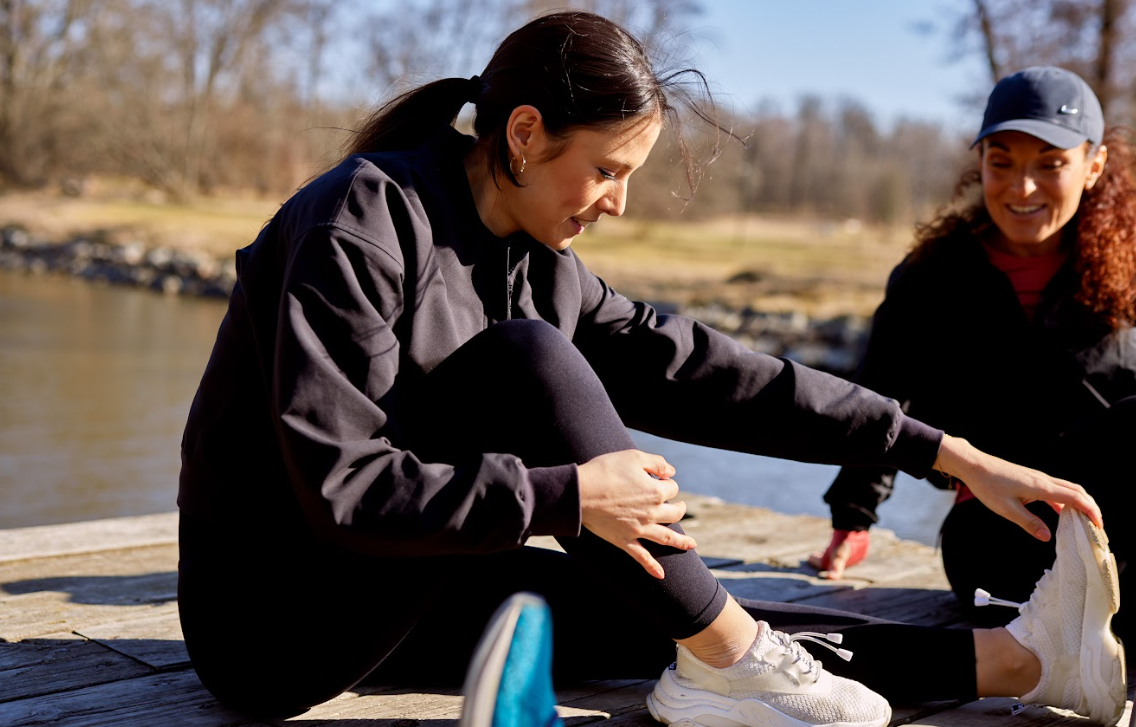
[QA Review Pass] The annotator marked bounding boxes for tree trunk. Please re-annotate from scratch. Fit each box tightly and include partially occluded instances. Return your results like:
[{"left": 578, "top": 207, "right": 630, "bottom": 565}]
[{"left": 973, "top": 0, "right": 1001, "bottom": 83}]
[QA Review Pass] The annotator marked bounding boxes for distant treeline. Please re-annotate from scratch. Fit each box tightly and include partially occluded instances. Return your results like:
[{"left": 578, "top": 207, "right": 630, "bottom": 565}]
[{"left": 2, "top": 0, "right": 1132, "bottom": 224}]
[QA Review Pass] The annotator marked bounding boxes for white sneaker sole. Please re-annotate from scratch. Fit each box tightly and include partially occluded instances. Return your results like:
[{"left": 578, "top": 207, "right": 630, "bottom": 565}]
[
  {"left": 646, "top": 668, "right": 891, "bottom": 727},
  {"left": 1068, "top": 510, "right": 1126, "bottom": 726}
]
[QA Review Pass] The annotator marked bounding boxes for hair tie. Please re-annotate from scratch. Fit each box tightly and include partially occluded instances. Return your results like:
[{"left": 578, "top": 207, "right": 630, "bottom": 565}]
[{"left": 466, "top": 75, "right": 483, "bottom": 103}]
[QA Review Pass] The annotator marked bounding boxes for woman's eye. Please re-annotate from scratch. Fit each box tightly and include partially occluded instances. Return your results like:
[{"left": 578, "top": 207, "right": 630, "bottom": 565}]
[{"left": 598, "top": 168, "right": 617, "bottom": 181}]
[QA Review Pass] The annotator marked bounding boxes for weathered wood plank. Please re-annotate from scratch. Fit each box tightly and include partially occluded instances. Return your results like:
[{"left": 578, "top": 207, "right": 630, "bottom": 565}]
[
  {"left": 0, "top": 544, "right": 178, "bottom": 642},
  {"left": 274, "top": 686, "right": 465, "bottom": 724},
  {"left": 0, "top": 513, "right": 178, "bottom": 564},
  {"left": 284, "top": 679, "right": 657, "bottom": 726},
  {"left": 904, "top": 696, "right": 1133, "bottom": 726},
  {"left": 0, "top": 632, "right": 150, "bottom": 704},
  {"left": 0, "top": 500, "right": 1129, "bottom": 727},
  {"left": 712, "top": 562, "right": 858, "bottom": 603},
  {"left": 677, "top": 499, "right": 837, "bottom": 564},
  {"left": 799, "top": 584, "right": 974, "bottom": 628},
  {"left": 0, "top": 669, "right": 267, "bottom": 727},
  {"left": 75, "top": 605, "right": 189, "bottom": 669}
]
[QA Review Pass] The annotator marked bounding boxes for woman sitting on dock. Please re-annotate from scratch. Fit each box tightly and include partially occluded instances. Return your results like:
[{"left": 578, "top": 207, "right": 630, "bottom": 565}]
[
  {"left": 814, "top": 66, "right": 1134, "bottom": 642},
  {"left": 178, "top": 15, "right": 1126, "bottom": 727}
]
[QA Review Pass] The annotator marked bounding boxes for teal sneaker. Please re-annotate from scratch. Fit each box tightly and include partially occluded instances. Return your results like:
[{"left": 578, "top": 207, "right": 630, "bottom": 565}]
[{"left": 459, "top": 592, "right": 564, "bottom": 727}]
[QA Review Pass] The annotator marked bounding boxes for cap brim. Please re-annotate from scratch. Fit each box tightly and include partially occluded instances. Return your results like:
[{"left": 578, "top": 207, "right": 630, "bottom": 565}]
[{"left": 970, "top": 119, "right": 1089, "bottom": 149}]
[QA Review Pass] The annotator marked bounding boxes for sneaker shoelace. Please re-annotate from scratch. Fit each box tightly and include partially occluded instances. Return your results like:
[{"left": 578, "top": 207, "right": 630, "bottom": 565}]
[
  {"left": 767, "top": 629, "right": 854, "bottom": 685},
  {"left": 973, "top": 586, "right": 1031, "bottom": 611}
]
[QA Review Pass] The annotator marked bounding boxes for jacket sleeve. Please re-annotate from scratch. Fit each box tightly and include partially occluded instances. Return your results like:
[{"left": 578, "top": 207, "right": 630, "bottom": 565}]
[
  {"left": 822, "top": 262, "right": 934, "bottom": 531},
  {"left": 571, "top": 256, "right": 942, "bottom": 477},
  {"left": 272, "top": 224, "right": 580, "bottom": 558}
]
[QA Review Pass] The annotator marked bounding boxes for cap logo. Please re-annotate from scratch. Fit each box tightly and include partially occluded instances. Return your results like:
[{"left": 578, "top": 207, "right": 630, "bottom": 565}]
[{"left": 1059, "top": 105, "right": 1079, "bottom": 115}]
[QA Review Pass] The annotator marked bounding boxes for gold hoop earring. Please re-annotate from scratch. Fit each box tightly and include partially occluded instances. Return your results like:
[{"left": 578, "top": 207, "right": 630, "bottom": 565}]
[{"left": 510, "top": 153, "right": 526, "bottom": 176}]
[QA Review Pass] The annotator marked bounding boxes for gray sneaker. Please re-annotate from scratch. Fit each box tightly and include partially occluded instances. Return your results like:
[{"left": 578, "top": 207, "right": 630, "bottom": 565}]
[
  {"left": 998, "top": 508, "right": 1126, "bottom": 726},
  {"left": 646, "top": 620, "right": 891, "bottom": 727}
]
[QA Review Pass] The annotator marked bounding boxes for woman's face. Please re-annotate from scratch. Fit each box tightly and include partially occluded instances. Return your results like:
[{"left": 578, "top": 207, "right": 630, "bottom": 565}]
[
  {"left": 506, "top": 115, "right": 662, "bottom": 251},
  {"left": 980, "top": 130, "right": 1107, "bottom": 256}
]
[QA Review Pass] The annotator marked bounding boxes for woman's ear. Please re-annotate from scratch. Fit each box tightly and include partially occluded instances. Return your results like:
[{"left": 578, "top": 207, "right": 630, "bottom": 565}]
[
  {"left": 505, "top": 105, "right": 545, "bottom": 162},
  {"left": 1085, "top": 144, "right": 1108, "bottom": 190}
]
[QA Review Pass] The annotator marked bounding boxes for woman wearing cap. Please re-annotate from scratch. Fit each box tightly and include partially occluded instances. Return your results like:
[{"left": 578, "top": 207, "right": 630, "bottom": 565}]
[
  {"left": 813, "top": 66, "right": 1135, "bottom": 638},
  {"left": 178, "top": 19, "right": 1127, "bottom": 726}
]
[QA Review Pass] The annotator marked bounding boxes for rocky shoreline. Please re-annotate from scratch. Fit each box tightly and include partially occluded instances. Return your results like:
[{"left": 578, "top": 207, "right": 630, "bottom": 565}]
[{"left": 1, "top": 224, "right": 869, "bottom": 377}]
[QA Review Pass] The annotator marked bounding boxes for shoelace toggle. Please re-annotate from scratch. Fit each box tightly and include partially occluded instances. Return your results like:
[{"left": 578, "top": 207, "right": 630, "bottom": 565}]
[{"left": 974, "top": 587, "right": 1025, "bottom": 611}]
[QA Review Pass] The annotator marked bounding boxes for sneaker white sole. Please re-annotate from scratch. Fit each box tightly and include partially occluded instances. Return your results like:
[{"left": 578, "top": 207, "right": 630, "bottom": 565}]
[
  {"left": 646, "top": 668, "right": 891, "bottom": 727},
  {"left": 1068, "top": 510, "right": 1126, "bottom": 726}
]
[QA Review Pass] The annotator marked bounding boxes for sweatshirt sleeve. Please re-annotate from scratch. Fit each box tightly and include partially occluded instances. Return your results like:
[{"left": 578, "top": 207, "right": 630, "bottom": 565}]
[
  {"left": 272, "top": 223, "right": 580, "bottom": 558},
  {"left": 571, "top": 258, "right": 942, "bottom": 477},
  {"left": 823, "top": 262, "right": 925, "bottom": 531}
]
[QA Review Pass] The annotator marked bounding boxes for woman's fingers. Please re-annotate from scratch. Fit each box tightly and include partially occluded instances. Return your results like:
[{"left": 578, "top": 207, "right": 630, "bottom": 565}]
[
  {"left": 642, "top": 453, "right": 676, "bottom": 481},
  {"left": 577, "top": 449, "right": 699, "bottom": 578},
  {"left": 624, "top": 541, "right": 665, "bottom": 580},
  {"left": 993, "top": 499, "right": 1053, "bottom": 542},
  {"left": 622, "top": 524, "right": 697, "bottom": 579},
  {"left": 654, "top": 498, "right": 687, "bottom": 524},
  {"left": 640, "top": 522, "right": 696, "bottom": 550}
]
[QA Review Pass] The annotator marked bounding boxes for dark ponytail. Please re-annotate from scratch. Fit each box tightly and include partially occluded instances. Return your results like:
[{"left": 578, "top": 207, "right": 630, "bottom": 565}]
[
  {"left": 345, "top": 11, "right": 725, "bottom": 197},
  {"left": 346, "top": 77, "right": 476, "bottom": 154}
]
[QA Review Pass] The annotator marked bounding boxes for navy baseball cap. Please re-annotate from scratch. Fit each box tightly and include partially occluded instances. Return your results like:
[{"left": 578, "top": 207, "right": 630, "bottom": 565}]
[{"left": 972, "top": 66, "right": 1104, "bottom": 149}]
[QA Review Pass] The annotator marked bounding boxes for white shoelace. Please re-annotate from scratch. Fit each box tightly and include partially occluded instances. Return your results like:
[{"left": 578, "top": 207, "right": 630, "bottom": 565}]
[
  {"left": 768, "top": 629, "right": 854, "bottom": 683},
  {"left": 974, "top": 587, "right": 1025, "bottom": 611}
]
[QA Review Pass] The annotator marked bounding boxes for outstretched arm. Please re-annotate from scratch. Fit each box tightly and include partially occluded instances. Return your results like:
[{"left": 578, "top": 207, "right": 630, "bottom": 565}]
[{"left": 933, "top": 434, "right": 1103, "bottom": 537}]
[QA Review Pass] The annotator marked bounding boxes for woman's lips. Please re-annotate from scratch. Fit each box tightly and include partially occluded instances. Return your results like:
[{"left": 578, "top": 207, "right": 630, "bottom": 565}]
[{"left": 571, "top": 217, "right": 596, "bottom": 234}]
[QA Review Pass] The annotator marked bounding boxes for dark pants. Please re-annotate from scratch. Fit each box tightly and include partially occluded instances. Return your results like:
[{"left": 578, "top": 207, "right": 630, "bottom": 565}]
[
  {"left": 941, "top": 395, "right": 1134, "bottom": 640},
  {"left": 179, "top": 320, "right": 975, "bottom": 717}
]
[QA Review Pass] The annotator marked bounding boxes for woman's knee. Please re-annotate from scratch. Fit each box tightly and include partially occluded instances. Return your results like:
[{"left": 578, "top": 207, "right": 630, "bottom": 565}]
[{"left": 486, "top": 319, "right": 577, "bottom": 360}]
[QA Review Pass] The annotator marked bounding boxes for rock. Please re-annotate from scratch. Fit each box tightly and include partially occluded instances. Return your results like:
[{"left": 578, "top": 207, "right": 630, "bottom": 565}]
[
  {"left": 3, "top": 226, "right": 32, "bottom": 249},
  {"left": 158, "top": 275, "right": 183, "bottom": 295}
]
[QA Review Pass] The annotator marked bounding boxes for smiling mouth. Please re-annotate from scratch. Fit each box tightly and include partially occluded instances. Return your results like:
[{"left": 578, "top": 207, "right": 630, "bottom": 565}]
[{"left": 1008, "top": 204, "right": 1044, "bottom": 214}]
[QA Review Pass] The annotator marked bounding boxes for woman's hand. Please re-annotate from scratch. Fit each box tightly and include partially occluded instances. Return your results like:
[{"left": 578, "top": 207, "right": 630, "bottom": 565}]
[
  {"left": 934, "top": 434, "right": 1103, "bottom": 541},
  {"left": 577, "top": 449, "right": 696, "bottom": 579},
  {"left": 807, "top": 529, "right": 870, "bottom": 579}
]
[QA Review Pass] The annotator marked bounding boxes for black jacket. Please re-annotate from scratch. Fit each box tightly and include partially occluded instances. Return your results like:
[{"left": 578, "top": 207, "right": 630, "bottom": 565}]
[
  {"left": 178, "top": 126, "right": 942, "bottom": 558},
  {"left": 825, "top": 230, "right": 1136, "bottom": 531}
]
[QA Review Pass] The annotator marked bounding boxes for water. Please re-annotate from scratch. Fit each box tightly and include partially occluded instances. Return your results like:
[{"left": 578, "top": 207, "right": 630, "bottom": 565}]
[{"left": 0, "top": 270, "right": 954, "bottom": 543}]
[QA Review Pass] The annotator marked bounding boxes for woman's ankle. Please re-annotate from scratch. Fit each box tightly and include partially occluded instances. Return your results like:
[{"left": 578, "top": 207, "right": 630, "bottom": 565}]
[
  {"left": 675, "top": 597, "right": 758, "bottom": 669},
  {"left": 974, "top": 627, "right": 1041, "bottom": 697}
]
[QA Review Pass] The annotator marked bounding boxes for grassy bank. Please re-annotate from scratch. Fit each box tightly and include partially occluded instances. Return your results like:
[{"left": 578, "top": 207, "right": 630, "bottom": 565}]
[{"left": 0, "top": 189, "right": 914, "bottom": 317}]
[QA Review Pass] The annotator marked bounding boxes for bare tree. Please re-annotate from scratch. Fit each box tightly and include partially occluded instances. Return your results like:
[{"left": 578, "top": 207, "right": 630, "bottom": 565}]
[
  {"left": 972, "top": 0, "right": 1002, "bottom": 83},
  {"left": 947, "top": 0, "right": 1136, "bottom": 122},
  {"left": 0, "top": 0, "right": 93, "bottom": 185}
]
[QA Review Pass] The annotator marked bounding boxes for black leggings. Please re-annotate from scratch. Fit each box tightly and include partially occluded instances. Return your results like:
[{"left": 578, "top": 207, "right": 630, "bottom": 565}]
[
  {"left": 940, "top": 395, "right": 1134, "bottom": 640},
  {"left": 179, "top": 320, "right": 974, "bottom": 717}
]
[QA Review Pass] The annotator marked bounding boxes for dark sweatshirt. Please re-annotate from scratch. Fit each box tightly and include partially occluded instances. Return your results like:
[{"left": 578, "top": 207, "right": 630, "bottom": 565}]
[
  {"left": 824, "top": 231, "right": 1136, "bottom": 532},
  {"left": 178, "top": 126, "right": 943, "bottom": 559}
]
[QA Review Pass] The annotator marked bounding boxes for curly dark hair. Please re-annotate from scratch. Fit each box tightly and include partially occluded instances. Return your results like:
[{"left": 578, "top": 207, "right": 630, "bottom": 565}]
[{"left": 911, "top": 126, "right": 1136, "bottom": 328}]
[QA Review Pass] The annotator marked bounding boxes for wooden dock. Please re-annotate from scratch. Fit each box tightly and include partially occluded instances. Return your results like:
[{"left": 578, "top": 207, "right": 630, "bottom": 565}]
[{"left": 1, "top": 495, "right": 1132, "bottom": 726}]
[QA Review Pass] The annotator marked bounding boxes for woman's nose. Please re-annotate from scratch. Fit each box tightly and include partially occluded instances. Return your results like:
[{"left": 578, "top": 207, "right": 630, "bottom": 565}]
[
  {"left": 1010, "top": 172, "right": 1038, "bottom": 197},
  {"left": 598, "top": 185, "right": 627, "bottom": 217}
]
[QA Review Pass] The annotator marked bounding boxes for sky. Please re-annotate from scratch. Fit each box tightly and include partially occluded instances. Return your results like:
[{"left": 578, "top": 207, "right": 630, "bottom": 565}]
[
  {"left": 685, "top": 0, "right": 990, "bottom": 133},
  {"left": 346, "top": 0, "right": 995, "bottom": 135}
]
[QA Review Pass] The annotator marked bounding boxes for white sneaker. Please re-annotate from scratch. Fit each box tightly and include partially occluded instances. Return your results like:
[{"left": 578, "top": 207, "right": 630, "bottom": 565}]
[
  {"left": 995, "top": 508, "right": 1126, "bottom": 726},
  {"left": 645, "top": 621, "right": 891, "bottom": 727}
]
